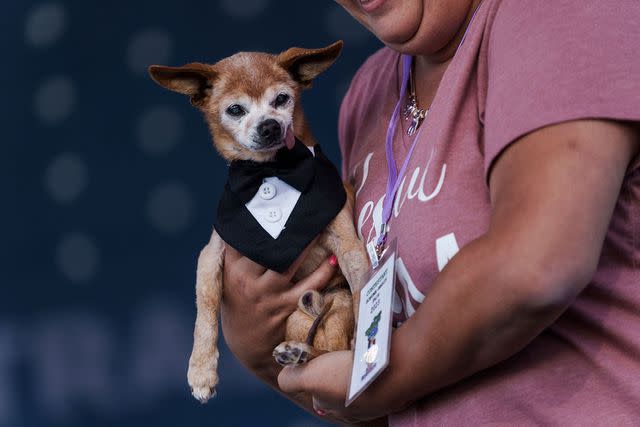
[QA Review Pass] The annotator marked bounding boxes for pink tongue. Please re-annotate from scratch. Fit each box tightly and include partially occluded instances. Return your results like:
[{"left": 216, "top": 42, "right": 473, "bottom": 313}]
[{"left": 284, "top": 126, "right": 295, "bottom": 150}]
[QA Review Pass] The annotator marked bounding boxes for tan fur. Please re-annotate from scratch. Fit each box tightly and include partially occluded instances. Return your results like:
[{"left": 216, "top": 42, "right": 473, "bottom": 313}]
[
  {"left": 148, "top": 40, "right": 369, "bottom": 403},
  {"left": 284, "top": 288, "right": 354, "bottom": 350}
]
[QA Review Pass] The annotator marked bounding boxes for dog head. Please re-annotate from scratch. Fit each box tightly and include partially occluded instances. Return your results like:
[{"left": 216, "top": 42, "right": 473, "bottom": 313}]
[{"left": 148, "top": 41, "right": 343, "bottom": 162}]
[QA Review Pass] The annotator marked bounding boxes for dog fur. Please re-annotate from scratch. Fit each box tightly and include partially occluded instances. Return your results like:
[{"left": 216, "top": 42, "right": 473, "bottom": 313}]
[{"left": 148, "top": 41, "right": 369, "bottom": 403}]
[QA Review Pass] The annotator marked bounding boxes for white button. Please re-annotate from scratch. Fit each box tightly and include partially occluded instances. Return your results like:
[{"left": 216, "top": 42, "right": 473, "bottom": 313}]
[
  {"left": 264, "top": 207, "right": 282, "bottom": 222},
  {"left": 259, "top": 182, "right": 277, "bottom": 200}
]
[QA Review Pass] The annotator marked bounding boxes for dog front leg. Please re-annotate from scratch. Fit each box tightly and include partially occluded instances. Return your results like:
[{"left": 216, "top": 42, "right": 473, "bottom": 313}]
[
  {"left": 323, "top": 185, "right": 370, "bottom": 315},
  {"left": 187, "top": 229, "right": 225, "bottom": 403}
]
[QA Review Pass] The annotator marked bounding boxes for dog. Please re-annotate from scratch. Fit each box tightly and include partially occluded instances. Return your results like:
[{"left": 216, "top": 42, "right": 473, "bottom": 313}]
[{"left": 148, "top": 41, "right": 370, "bottom": 403}]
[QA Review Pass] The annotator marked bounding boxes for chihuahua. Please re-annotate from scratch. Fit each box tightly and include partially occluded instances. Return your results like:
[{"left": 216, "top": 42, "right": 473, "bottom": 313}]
[{"left": 148, "top": 41, "right": 369, "bottom": 403}]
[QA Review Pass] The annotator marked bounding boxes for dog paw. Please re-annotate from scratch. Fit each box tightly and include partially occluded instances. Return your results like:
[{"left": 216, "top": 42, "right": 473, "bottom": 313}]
[
  {"left": 191, "top": 384, "right": 216, "bottom": 404},
  {"left": 272, "top": 341, "right": 312, "bottom": 366},
  {"left": 188, "top": 364, "right": 218, "bottom": 404}
]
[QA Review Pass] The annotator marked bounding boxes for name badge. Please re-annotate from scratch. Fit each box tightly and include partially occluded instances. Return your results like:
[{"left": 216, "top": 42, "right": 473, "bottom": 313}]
[{"left": 346, "top": 239, "right": 396, "bottom": 407}]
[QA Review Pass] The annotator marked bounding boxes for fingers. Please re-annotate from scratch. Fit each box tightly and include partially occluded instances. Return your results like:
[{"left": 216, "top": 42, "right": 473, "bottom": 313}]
[
  {"left": 225, "top": 239, "right": 336, "bottom": 304},
  {"left": 285, "top": 255, "right": 338, "bottom": 305},
  {"left": 277, "top": 365, "right": 307, "bottom": 394}
]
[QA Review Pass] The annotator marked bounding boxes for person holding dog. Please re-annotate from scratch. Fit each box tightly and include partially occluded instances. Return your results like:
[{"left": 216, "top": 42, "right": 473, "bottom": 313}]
[{"left": 223, "top": 0, "right": 640, "bottom": 424}]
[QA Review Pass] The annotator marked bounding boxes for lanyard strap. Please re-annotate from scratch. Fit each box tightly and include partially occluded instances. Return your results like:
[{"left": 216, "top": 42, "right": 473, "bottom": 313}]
[
  {"left": 376, "top": 54, "right": 424, "bottom": 248},
  {"left": 375, "top": 1, "right": 484, "bottom": 251}
]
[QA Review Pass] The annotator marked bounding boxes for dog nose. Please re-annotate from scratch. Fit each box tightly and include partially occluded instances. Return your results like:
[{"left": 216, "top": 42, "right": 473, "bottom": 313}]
[{"left": 257, "top": 119, "right": 282, "bottom": 142}]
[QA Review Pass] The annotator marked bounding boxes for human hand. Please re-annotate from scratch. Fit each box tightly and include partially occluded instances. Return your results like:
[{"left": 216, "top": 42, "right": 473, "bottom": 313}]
[
  {"left": 278, "top": 350, "right": 389, "bottom": 424},
  {"left": 220, "top": 242, "right": 337, "bottom": 385}
]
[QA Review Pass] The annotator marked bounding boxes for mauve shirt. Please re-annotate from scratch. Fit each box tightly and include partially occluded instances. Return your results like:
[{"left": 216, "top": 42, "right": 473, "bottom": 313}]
[{"left": 338, "top": 0, "right": 640, "bottom": 425}]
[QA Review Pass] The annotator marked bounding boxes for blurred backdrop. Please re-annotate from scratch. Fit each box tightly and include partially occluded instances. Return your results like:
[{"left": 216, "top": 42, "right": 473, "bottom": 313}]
[{"left": 2, "top": 1, "right": 381, "bottom": 426}]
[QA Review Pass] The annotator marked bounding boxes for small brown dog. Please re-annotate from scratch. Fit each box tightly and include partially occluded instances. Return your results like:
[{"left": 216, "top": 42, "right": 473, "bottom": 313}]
[{"left": 148, "top": 41, "right": 369, "bottom": 403}]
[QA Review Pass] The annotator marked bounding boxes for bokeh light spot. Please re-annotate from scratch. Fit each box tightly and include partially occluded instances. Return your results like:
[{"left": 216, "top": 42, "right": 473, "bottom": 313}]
[
  {"left": 25, "top": 3, "right": 67, "bottom": 47},
  {"left": 146, "top": 182, "right": 195, "bottom": 234},
  {"left": 137, "top": 105, "right": 184, "bottom": 155},
  {"left": 34, "top": 76, "right": 76, "bottom": 125},
  {"left": 44, "top": 152, "right": 88, "bottom": 204},
  {"left": 127, "top": 29, "right": 173, "bottom": 74},
  {"left": 220, "top": 0, "right": 269, "bottom": 19},
  {"left": 56, "top": 232, "right": 100, "bottom": 283}
]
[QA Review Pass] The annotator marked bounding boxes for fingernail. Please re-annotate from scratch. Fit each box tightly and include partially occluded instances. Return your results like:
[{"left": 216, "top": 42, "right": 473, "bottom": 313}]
[
  {"left": 315, "top": 408, "right": 326, "bottom": 416},
  {"left": 328, "top": 255, "right": 337, "bottom": 266}
]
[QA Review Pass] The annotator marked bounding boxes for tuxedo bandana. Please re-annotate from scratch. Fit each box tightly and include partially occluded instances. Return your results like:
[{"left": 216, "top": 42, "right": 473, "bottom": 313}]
[{"left": 215, "top": 139, "right": 346, "bottom": 273}]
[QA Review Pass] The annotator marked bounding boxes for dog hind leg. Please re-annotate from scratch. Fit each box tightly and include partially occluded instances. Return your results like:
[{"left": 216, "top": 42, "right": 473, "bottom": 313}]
[{"left": 273, "top": 293, "right": 332, "bottom": 366}]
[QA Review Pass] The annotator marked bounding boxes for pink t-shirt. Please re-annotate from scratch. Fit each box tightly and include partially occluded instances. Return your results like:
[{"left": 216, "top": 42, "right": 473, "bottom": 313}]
[{"left": 339, "top": 0, "right": 640, "bottom": 425}]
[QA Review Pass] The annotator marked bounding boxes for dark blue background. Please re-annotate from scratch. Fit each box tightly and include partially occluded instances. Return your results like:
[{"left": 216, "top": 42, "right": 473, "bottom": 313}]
[{"left": 2, "top": 1, "right": 381, "bottom": 426}]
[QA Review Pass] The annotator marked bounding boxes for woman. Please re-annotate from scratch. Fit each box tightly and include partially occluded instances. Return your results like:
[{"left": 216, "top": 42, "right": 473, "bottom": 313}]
[{"left": 223, "top": 0, "right": 640, "bottom": 424}]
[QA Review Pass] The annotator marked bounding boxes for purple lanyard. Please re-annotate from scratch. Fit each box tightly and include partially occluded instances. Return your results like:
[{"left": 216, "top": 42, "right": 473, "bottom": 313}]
[
  {"left": 376, "top": 54, "right": 424, "bottom": 249},
  {"left": 375, "top": 1, "right": 483, "bottom": 252}
]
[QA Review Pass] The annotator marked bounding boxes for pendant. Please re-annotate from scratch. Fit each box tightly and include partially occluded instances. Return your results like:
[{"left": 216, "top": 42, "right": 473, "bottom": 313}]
[{"left": 404, "top": 96, "right": 427, "bottom": 136}]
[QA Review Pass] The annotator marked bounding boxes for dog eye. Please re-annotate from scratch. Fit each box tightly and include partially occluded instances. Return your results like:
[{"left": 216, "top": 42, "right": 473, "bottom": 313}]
[
  {"left": 273, "top": 93, "right": 290, "bottom": 107},
  {"left": 226, "top": 104, "right": 246, "bottom": 117}
]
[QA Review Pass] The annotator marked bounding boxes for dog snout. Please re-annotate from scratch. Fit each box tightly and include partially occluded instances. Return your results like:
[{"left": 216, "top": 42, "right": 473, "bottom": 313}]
[{"left": 256, "top": 119, "right": 282, "bottom": 145}]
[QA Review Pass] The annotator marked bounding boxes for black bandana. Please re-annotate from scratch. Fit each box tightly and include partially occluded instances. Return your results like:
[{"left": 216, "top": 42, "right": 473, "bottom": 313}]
[{"left": 214, "top": 139, "right": 346, "bottom": 273}]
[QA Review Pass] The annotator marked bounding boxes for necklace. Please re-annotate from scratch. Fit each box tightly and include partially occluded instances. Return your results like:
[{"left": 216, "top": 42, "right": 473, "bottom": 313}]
[{"left": 402, "top": 59, "right": 428, "bottom": 136}]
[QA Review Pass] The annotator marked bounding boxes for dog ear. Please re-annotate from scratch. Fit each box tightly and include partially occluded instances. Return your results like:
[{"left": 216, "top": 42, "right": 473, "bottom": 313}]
[
  {"left": 277, "top": 40, "right": 343, "bottom": 88},
  {"left": 148, "top": 63, "right": 217, "bottom": 107}
]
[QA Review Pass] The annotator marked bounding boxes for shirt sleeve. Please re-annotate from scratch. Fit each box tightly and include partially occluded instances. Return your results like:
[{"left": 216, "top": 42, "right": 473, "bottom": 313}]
[
  {"left": 338, "top": 47, "right": 392, "bottom": 181},
  {"left": 338, "top": 76, "right": 357, "bottom": 181},
  {"left": 483, "top": 0, "right": 640, "bottom": 179}
]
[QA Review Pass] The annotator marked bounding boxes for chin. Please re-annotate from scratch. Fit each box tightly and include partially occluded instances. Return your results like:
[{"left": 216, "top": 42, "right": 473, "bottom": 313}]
[
  {"left": 341, "top": 0, "right": 477, "bottom": 57},
  {"left": 371, "top": 13, "right": 424, "bottom": 45},
  {"left": 339, "top": 0, "right": 423, "bottom": 45}
]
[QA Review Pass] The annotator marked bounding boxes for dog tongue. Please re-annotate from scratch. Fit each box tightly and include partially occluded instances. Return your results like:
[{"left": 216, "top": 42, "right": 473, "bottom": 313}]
[{"left": 284, "top": 126, "right": 295, "bottom": 150}]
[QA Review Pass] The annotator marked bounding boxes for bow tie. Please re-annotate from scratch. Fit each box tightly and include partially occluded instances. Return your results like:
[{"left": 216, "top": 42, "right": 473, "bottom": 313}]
[{"left": 227, "top": 138, "right": 317, "bottom": 203}]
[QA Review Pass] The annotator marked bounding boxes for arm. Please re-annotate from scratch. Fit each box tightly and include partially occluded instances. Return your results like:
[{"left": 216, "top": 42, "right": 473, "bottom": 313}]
[
  {"left": 221, "top": 246, "right": 383, "bottom": 425},
  {"left": 278, "top": 119, "right": 639, "bottom": 421}
]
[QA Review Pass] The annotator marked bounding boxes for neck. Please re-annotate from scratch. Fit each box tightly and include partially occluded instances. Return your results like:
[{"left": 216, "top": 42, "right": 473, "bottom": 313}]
[
  {"left": 411, "top": 0, "right": 483, "bottom": 108},
  {"left": 420, "top": 0, "right": 483, "bottom": 65}
]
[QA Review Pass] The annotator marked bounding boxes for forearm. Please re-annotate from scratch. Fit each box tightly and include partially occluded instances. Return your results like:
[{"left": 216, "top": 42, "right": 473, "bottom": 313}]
[
  {"left": 353, "top": 121, "right": 638, "bottom": 416},
  {"left": 365, "top": 233, "right": 576, "bottom": 413},
  {"left": 277, "top": 121, "right": 636, "bottom": 422},
  {"left": 223, "top": 306, "right": 369, "bottom": 426}
]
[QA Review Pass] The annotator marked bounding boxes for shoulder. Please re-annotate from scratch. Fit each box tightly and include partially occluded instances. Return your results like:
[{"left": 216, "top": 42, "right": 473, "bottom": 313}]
[
  {"left": 339, "top": 46, "right": 397, "bottom": 125},
  {"left": 344, "top": 47, "right": 397, "bottom": 99},
  {"left": 489, "top": 0, "right": 640, "bottom": 46},
  {"left": 338, "top": 47, "right": 398, "bottom": 174},
  {"left": 481, "top": 0, "right": 640, "bottom": 179}
]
